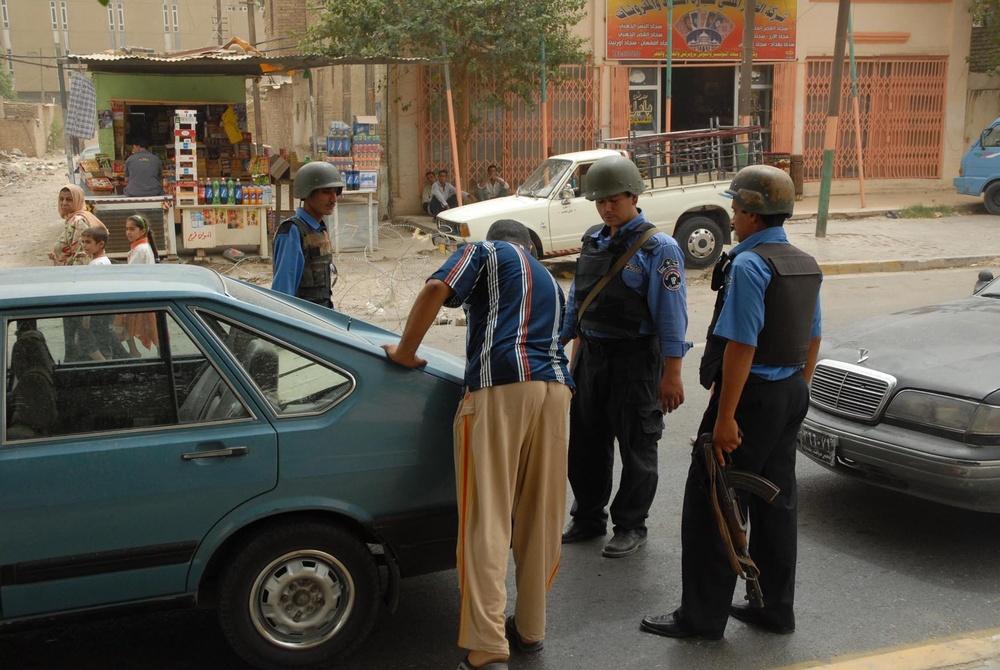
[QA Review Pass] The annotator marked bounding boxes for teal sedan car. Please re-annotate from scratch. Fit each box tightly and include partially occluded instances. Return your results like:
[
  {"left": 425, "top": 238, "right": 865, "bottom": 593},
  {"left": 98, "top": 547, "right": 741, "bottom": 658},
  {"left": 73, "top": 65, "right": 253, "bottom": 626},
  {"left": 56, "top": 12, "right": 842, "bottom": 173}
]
[{"left": 1, "top": 265, "right": 464, "bottom": 670}]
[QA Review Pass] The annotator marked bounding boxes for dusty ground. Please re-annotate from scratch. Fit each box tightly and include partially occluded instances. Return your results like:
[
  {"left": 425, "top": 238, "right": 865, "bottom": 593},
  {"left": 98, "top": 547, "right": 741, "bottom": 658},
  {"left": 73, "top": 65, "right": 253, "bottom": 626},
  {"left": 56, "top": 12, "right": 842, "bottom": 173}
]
[{"left": 0, "top": 152, "right": 470, "bottom": 353}]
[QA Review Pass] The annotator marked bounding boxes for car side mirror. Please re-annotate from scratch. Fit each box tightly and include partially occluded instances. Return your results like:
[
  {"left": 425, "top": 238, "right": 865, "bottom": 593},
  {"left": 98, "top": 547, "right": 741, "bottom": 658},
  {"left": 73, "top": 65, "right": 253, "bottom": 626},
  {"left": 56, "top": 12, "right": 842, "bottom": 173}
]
[
  {"left": 974, "top": 269, "right": 994, "bottom": 294},
  {"left": 560, "top": 185, "right": 575, "bottom": 203}
]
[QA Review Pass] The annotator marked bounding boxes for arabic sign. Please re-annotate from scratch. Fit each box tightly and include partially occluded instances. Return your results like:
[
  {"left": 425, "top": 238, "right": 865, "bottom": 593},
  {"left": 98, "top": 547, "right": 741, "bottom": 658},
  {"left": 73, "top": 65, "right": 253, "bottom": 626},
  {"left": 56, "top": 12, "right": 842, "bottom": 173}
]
[
  {"left": 629, "top": 88, "right": 659, "bottom": 131},
  {"left": 607, "top": 0, "right": 796, "bottom": 62}
]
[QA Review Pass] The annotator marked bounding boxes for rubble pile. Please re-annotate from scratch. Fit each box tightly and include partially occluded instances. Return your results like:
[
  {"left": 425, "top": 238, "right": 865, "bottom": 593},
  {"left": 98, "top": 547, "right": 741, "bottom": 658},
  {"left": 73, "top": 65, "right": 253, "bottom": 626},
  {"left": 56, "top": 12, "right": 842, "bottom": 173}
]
[{"left": 0, "top": 151, "right": 65, "bottom": 189}]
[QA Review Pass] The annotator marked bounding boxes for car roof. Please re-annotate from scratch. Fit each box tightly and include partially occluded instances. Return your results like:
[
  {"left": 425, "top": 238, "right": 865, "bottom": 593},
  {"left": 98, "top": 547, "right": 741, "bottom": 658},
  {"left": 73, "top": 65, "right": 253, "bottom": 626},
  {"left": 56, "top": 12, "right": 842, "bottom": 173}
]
[{"left": 0, "top": 265, "right": 228, "bottom": 308}]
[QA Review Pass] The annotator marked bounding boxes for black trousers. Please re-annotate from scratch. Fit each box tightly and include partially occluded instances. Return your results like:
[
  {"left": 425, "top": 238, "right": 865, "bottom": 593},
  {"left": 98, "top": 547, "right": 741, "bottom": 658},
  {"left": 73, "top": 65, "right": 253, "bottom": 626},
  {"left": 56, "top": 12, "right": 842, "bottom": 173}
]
[
  {"left": 675, "top": 371, "right": 808, "bottom": 636},
  {"left": 567, "top": 336, "right": 664, "bottom": 534},
  {"left": 428, "top": 194, "right": 458, "bottom": 217}
]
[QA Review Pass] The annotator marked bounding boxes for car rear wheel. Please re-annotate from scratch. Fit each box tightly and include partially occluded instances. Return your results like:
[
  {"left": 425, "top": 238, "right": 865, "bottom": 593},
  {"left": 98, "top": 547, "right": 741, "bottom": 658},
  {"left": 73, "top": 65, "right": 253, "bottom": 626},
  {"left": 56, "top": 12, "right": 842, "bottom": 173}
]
[
  {"left": 674, "top": 215, "right": 724, "bottom": 269},
  {"left": 984, "top": 182, "right": 1000, "bottom": 215},
  {"left": 218, "top": 521, "right": 380, "bottom": 670}
]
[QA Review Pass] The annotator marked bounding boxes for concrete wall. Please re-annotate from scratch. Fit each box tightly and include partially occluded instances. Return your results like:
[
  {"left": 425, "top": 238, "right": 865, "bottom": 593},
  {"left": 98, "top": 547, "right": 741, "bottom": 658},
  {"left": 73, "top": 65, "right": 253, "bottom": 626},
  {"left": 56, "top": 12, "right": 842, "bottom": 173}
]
[
  {"left": 0, "top": 101, "right": 60, "bottom": 157},
  {"left": 1, "top": 0, "right": 260, "bottom": 103}
]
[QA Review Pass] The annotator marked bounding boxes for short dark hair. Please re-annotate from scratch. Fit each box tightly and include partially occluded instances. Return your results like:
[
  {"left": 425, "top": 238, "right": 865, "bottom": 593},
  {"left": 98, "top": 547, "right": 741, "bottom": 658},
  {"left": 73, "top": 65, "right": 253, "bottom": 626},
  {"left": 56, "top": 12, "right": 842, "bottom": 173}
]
[
  {"left": 425, "top": 171, "right": 434, "bottom": 177},
  {"left": 488, "top": 164, "right": 499, "bottom": 172},
  {"left": 760, "top": 212, "right": 789, "bottom": 228},
  {"left": 438, "top": 169, "right": 449, "bottom": 176},
  {"left": 132, "top": 137, "right": 149, "bottom": 148},
  {"left": 486, "top": 219, "right": 532, "bottom": 249},
  {"left": 82, "top": 226, "right": 108, "bottom": 246}
]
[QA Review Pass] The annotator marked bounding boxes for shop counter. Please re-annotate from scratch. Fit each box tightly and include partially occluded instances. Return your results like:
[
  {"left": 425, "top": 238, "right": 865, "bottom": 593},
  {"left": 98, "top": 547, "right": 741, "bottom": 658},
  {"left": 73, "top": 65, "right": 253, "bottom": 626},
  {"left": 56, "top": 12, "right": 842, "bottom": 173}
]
[
  {"left": 84, "top": 196, "right": 174, "bottom": 259},
  {"left": 333, "top": 190, "right": 378, "bottom": 253},
  {"left": 179, "top": 205, "right": 271, "bottom": 258}
]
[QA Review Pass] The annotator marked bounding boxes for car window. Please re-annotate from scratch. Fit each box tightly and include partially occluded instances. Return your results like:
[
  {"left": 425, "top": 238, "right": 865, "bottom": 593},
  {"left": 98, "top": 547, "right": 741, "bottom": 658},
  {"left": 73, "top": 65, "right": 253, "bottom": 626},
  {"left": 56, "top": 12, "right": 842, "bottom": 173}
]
[
  {"left": 198, "top": 313, "right": 354, "bottom": 416},
  {"left": 4, "top": 311, "right": 250, "bottom": 442},
  {"left": 984, "top": 125, "right": 1000, "bottom": 149}
]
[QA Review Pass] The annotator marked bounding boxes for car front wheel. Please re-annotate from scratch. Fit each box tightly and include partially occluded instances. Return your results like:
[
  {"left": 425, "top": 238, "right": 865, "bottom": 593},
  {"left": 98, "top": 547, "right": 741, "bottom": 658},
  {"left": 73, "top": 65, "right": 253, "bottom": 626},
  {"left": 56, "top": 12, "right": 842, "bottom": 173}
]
[{"left": 218, "top": 521, "right": 380, "bottom": 670}]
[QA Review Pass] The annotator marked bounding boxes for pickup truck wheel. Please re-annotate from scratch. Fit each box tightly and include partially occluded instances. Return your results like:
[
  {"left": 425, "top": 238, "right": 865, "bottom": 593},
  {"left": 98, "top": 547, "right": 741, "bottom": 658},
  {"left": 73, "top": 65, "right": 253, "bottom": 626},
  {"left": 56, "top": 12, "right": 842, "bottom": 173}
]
[
  {"left": 675, "top": 216, "right": 723, "bottom": 269},
  {"left": 217, "top": 521, "right": 380, "bottom": 670},
  {"left": 985, "top": 182, "right": 1000, "bottom": 215}
]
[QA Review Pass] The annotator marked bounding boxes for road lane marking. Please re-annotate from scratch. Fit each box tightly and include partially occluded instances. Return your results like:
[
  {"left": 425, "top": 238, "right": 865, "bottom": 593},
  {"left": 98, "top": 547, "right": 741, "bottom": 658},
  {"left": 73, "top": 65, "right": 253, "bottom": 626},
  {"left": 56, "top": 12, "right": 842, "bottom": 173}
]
[{"left": 772, "top": 629, "right": 1000, "bottom": 670}]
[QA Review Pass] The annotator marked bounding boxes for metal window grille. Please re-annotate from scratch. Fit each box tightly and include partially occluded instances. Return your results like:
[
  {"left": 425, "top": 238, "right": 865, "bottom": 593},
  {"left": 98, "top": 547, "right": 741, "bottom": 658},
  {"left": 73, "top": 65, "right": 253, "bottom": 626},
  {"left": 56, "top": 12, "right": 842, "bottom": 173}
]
[
  {"left": 162, "top": 2, "right": 169, "bottom": 31},
  {"left": 417, "top": 65, "right": 601, "bottom": 192},
  {"left": 172, "top": 4, "right": 179, "bottom": 32},
  {"left": 2, "top": 0, "right": 9, "bottom": 29},
  {"left": 107, "top": 4, "right": 114, "bottom": 31},
  {"left": 117, "top": 2, "right": 125, "bottom": 32},
  {"left": 50, "top": 1, "right": 57, "bottom": 29},
  {"left": 802, "top": 57, "right": 946, "bottom": 181},
  {"left": 60, "top": 0, "right": 67, "bottom": 29}
]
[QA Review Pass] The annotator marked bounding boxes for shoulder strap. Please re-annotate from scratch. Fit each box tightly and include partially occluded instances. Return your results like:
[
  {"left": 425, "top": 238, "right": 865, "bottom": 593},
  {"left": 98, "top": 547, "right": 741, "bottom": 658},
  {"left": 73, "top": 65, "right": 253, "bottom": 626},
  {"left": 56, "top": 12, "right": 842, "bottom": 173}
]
[{"left": 577, "top": 227, "right": 659, "bottom": 329}]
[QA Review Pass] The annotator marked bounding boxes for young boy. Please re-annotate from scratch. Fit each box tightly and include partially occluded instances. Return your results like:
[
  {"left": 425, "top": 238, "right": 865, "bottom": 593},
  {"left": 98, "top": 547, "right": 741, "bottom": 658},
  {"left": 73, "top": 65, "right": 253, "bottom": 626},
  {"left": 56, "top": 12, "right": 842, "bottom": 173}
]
[
  {"left": 81, "top": 226, "right": 111, "bottom": 265},
  {"left": 75, "top": 226, "right": 126, "bottom": 360}
]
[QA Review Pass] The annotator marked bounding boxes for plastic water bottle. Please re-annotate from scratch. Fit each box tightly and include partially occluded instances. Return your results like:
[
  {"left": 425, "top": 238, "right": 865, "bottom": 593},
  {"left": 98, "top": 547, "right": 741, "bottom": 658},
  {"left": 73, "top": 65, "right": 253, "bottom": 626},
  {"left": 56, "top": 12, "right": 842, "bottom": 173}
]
[
  {"left": 212, "top": 178, "right": 221, "bottom": 205},
  {"left": 263, "top": 184, "right": 272, "bottom": 205}
]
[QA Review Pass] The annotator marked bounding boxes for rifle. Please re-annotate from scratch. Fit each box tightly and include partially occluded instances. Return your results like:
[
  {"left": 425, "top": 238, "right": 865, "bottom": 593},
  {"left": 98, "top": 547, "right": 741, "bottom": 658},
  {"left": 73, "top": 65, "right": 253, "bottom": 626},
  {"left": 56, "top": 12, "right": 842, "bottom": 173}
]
[{"left": 698, "top": 432, "right": 780, "bottom": 608}]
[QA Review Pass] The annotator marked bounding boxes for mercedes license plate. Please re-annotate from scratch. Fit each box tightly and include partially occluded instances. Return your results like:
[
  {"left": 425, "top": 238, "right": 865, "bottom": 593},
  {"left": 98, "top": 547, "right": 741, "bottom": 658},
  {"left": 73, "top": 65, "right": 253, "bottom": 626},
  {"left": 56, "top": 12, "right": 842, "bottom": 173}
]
[{"left": 798, "top": 426, "right": 838, "bottom": 466}]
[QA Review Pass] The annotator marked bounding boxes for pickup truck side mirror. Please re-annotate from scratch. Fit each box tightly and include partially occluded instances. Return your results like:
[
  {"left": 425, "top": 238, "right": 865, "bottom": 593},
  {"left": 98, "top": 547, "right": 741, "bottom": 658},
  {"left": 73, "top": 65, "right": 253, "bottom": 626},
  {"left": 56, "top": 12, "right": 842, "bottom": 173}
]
[
  {"left": 974, "top": 269, "right": 994, "bottom": 294},
  {"left": 560, "top": 185, "right": 575, "bottom": 202}
]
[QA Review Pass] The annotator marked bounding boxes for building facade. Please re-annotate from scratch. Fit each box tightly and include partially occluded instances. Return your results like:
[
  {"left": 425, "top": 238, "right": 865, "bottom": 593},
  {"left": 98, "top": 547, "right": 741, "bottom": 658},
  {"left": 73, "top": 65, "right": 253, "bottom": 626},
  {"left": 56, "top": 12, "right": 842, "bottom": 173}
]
[{"left": 1, "top": 0, "right": 261, "bottom": 103}]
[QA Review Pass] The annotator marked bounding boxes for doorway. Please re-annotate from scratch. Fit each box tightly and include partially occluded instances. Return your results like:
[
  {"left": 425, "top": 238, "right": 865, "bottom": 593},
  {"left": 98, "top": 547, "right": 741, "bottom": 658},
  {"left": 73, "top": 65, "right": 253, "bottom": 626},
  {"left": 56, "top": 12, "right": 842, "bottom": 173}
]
[{"left": 670, "top": 65, "right": 734, "bottom": 131}]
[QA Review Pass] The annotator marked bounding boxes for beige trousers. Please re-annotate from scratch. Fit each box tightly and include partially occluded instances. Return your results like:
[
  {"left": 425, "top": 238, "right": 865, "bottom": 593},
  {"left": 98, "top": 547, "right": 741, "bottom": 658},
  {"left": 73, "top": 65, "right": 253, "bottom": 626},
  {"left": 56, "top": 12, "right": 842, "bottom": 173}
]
[{"left": 454, "top": 380, "right": 572, "bottom": 655}]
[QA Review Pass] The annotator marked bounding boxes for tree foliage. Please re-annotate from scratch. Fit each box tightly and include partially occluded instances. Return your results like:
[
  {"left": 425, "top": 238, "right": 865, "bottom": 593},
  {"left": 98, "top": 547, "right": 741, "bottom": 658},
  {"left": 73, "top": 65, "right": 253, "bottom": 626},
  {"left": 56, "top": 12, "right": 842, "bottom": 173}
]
[
  {"left": 0, "top": 67, "right": 16, "bottom": 100},
  {"left": 971, "top": 0, "right": 999, "bottom": 75},
  {"left": 303, "top": 0, "right": 590, "bottom": 167}
]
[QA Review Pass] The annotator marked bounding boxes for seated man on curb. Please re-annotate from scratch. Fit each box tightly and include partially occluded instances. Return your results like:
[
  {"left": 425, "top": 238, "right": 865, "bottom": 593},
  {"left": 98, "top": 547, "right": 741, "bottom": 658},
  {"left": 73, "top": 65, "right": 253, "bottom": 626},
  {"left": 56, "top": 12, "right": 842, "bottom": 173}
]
[{"left": 475, "top": 164, "right": 510, "bottom": 201}]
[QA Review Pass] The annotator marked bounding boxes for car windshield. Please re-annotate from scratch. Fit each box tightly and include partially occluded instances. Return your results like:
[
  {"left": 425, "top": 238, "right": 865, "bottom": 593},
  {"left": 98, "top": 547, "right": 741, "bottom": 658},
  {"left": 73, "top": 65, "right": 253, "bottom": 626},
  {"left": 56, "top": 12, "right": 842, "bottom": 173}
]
[
  {"left": 979, "top": 277, "right": 1000, "bottom": 298},
  {"left": 220, "top": 277, "right": 370, "bottom": 344},
  {"left": 516, "top": 159, "right": 572, "bottom": 198}
]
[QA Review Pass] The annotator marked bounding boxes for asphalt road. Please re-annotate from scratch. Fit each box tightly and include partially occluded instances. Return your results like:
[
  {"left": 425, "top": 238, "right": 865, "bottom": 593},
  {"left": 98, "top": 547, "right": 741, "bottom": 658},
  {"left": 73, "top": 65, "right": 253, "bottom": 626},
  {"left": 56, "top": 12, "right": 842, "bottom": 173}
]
[{"left": 3, "top": 265, "right": 999, "bottom": 670}]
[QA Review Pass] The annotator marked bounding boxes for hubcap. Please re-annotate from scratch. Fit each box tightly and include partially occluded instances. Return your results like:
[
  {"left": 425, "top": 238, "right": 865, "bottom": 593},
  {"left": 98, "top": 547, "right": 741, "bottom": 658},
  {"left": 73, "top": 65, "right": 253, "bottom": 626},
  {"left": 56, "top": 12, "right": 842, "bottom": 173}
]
[
  {"left": 249, "top": 550, "right": 354, "bottom": 649},
  {"left": 686, "top": 227, "right": 717, "bottom": 260}
]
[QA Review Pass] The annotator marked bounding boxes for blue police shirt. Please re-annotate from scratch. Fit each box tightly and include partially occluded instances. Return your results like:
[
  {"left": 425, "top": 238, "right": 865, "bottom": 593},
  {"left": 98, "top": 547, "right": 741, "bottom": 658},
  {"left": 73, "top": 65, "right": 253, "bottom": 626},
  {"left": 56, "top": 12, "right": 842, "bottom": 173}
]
[
  {"left": 561, "top": 212, "right": 692, "bottom": 359},
  {"left": 271, "top": 207, "right": 324, "bottom": 297},
  {"left": 714, "top": 226, "right": 823, "bottom": 381}
]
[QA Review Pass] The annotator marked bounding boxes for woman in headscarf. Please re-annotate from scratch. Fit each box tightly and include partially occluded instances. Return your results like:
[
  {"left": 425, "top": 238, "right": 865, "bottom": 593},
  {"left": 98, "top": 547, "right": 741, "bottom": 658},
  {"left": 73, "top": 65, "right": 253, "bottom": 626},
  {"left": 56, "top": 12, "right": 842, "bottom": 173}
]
[{"left": 49, "top": 183, "right": 107, "bottom": 266}]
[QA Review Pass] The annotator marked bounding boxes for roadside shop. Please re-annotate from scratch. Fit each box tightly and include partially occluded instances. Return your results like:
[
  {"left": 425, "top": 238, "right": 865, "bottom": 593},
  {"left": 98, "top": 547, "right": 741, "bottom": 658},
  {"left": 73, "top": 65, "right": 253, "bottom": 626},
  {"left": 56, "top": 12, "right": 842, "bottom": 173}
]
[{"left": 68, "top": 45, "right": 389, "bottom": 260}]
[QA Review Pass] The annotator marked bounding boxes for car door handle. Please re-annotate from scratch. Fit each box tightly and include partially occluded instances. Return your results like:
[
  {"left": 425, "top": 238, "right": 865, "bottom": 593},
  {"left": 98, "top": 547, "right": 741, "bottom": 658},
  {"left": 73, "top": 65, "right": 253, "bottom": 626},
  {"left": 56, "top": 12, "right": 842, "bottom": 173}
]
[{"left": 181, "top": 446, "right": 249, "bottom": 460}]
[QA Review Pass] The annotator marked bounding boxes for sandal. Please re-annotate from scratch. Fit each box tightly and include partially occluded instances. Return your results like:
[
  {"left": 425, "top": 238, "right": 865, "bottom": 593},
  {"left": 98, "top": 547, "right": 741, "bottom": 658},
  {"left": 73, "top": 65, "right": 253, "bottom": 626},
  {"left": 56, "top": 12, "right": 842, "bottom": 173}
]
[
  {"left": 505, "top": 615, "right": 544, "bottom": 652},
  {"left": 457, "top": 655, "right": 508, "bottom": 670}
]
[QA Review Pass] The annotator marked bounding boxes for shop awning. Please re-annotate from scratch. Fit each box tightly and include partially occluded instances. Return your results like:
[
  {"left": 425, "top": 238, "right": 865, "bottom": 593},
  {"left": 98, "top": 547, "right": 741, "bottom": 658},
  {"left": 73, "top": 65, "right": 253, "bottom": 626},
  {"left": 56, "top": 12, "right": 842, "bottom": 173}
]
[{"left": 68, "top": 40, "right": 431, "bottom": 77}]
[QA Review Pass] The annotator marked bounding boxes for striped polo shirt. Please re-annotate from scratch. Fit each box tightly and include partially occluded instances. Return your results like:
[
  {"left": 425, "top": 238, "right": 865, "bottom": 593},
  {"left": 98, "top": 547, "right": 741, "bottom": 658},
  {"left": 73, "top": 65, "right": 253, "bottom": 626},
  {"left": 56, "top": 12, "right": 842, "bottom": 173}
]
[{"left": 431, "top": 241, "right": 574, "bottom": 392}]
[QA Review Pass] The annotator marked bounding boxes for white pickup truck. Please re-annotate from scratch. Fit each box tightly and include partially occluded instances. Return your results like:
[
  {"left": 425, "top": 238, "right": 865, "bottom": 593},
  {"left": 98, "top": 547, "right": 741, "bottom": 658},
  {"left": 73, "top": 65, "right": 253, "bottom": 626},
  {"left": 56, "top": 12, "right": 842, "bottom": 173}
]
[{"left": 433, "top": 147, "right": 742, "bottom": 269}]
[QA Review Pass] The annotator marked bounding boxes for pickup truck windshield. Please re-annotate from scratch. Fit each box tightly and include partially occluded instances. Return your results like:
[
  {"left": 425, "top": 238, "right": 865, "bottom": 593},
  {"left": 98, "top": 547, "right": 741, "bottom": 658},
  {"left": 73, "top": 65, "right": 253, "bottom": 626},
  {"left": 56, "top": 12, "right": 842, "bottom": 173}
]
[{"left": 517, "top": 159, "right": 573, "bottom": 198}]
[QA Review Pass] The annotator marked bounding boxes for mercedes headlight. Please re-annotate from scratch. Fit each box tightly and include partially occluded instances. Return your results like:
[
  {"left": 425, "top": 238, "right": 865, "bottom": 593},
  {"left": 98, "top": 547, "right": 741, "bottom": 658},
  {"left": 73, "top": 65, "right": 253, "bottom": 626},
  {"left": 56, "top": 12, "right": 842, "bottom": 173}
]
[{"left": 884, "top": 390, "right": 1000, "bottom": 445}]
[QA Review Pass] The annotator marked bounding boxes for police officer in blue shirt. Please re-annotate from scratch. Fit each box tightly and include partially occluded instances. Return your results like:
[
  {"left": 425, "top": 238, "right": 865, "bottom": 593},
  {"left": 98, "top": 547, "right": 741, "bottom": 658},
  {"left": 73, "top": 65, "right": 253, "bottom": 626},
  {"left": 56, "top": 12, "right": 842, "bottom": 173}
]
[
  {"left": 641, "top": 164, "right": 822, "bottom": 640},
  {"left": 560, "top": 154, "right": 691, "bottom": 559},
  {"left": 271, "top": 162, "right": 343, "bottom": 308}
]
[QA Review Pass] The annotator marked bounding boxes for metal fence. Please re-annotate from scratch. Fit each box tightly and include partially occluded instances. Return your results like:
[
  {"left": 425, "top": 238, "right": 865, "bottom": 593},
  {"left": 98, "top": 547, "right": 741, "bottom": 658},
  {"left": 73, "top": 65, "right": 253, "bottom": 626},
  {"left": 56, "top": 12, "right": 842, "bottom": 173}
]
[
  {"left": 417, "top": 65, "right": 602, "bottom": 191},
  {"left": 803, "top": 57, "right": 947, "bottom": 181}
]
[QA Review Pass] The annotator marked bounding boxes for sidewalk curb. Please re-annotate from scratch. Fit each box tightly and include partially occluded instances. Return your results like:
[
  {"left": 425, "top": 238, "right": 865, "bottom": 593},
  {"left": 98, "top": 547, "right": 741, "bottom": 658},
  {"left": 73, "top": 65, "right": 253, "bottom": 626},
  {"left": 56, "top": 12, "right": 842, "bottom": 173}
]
[
  {"left": 819, "top": 256, "right": 1000, "bottom": 275},
  {"left": 772, "top": 629, "right": 1000, "bottom": 670}
]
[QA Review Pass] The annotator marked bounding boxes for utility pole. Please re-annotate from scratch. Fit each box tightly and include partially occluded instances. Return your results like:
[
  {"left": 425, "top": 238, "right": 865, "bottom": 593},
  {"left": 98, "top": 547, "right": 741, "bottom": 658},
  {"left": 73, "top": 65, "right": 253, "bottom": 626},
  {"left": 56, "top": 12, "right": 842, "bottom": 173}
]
[
  {"left": 815, "top": 0, "right": 852, "bottom": 236},
  {"left": 55, "top": 43, "right": 73, "bottom": 181},
  {"left": 246, "top": 0, "right": 263, "bottom": 155},
  {"left": 737, "top": 0, "right": 755, "bottom": 130}
]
